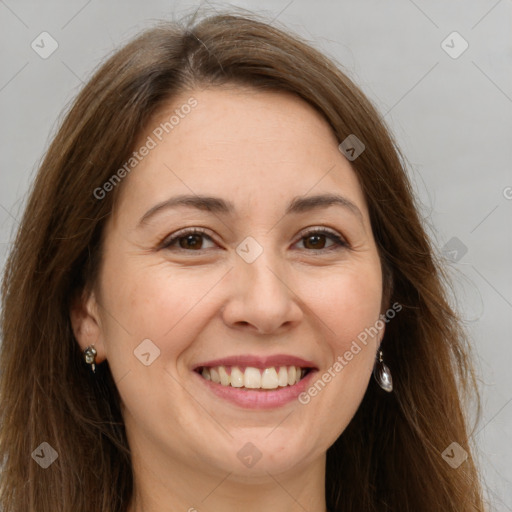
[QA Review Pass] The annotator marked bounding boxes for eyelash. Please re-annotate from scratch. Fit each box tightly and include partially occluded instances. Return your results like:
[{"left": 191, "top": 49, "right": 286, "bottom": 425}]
[{"left": 159, "top": 227, "right": 348, "bottom": 254}]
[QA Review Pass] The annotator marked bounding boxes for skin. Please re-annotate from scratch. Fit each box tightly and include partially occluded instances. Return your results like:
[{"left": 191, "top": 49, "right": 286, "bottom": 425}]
[{"left": 71, "top": 86, "right": 385, "bottom": 512}]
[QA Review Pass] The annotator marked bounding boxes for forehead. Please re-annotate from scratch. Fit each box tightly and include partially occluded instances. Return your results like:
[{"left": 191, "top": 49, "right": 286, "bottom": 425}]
[{"left": 112, "top": 86, "right": 368, "bottom": 225}]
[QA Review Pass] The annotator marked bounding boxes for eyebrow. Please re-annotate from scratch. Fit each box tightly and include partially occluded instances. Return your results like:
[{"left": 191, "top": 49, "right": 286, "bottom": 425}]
[{"left": 137, "top": 192, "right": 364, "bottom": 227}]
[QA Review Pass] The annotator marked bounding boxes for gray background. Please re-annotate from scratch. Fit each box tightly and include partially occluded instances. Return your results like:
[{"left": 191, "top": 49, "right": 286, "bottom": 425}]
[{"left": 1, "top": 0, "right": 511, "bottom": 509}]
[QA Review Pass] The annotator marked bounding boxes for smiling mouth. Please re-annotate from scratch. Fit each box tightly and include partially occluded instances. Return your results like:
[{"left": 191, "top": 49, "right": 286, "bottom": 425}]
[{"left": 195, "top": 365, "right": 313, "bottom": 390}]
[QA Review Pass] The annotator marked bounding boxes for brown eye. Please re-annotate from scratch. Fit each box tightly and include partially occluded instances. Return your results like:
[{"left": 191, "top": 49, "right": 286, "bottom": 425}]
[
  {"left": 161, "top": 227, "right": 347, "bottom": 254},
  {"left": 178, "top": 234, "right": 205, "bottom": 250},
  {"left": 161, "top": 228, "right": 215, "bottom": 251},
  {"left": 296, "top": 229, "right": 347, "bottom": 252},
  {"left": 303, "top": 233, "right": 328, "bottom": 250}
]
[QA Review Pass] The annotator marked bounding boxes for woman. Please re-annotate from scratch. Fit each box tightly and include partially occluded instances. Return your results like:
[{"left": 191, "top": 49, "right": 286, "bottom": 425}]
[{"left": 0, "top": 9, "right": 487, "bottom": 512}]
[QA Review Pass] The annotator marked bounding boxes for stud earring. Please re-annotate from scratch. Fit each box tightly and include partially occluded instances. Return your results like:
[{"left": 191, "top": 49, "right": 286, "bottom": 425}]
[
  {"left": 83, "top": 345, "right": 97, "bottom": 373},
  {"left": 373, "top": 348, "right": 393, "bottom": 392}
]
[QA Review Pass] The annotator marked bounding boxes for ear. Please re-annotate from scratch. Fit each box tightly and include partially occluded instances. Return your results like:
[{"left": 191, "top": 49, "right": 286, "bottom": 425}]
[
  {"left": 70, "top": 287, "right": 106, "bottom": 363},
  {"left": 378, "top": 324, "right": 386, "bottom": 346},
  {"left": 377, "top": 313, "right": 386, "bottom": 347}
]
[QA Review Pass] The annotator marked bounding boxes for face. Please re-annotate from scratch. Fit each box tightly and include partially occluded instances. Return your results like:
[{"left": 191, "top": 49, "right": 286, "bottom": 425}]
[{"left": 72, "top": 86, "right": 385, "bottom": 483}]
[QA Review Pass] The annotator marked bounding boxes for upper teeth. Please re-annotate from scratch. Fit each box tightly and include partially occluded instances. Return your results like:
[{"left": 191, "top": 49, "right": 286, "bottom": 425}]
[{"left": 200, "top": 366, "right": 305, "bottom": 389}]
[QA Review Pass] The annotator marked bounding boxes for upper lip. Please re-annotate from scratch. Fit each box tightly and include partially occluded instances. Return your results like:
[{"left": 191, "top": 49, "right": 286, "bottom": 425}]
[{"left": 193, "top": 354, "right": 318, "bottom": 371}]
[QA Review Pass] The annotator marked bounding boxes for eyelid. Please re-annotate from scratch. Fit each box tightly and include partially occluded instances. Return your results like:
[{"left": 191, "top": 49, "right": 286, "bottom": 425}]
[
  {"left": 297, "top": 226, "right": 345, "bottom": 241},
  {"left": 159, "top": 226, "right": 349, "bottom": 252},
  {"left": 295, "top": 226, "right": 349, "bottom": 251},
  {"left": 158, "top": 226, "right": 213, "bottom": 250}
]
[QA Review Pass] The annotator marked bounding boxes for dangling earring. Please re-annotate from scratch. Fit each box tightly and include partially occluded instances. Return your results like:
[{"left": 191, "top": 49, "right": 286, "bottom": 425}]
[
  {"left": 373, "top": 348, "right": 393, "bottom": 392},
  {"left": 83, "top": 345, "right": 97, "bottom": 373}
]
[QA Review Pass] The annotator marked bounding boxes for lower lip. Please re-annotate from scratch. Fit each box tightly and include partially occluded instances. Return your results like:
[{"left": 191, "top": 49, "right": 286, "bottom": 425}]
[{"left": 193, "top": 370, "right": 317, "bottom": 409}]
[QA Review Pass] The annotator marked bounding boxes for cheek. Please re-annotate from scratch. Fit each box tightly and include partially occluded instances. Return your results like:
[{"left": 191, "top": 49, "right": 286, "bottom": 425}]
[
  {"left": 101, "top": 260, "right": 222, "bottom": 360},
  {"left": 98, "top": 263, "right": 218, "bottom": 423},
  {"left": 101, "top": 248, "right": 383, "bottom": 365},
  {"left": 297, "top": 265, "right": 382, "bottom": 418},
  {"left": 307, "top": 262, "right": 383, "bottom": 348}
]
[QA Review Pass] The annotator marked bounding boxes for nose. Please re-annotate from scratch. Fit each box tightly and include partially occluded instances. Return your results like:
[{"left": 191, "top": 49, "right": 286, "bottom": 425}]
[{"left": 220, "top": 248, "right": 303, "bottom": 335}]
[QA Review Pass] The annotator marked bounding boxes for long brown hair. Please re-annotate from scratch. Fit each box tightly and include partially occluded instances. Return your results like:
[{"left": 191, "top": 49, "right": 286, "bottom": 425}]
[{"left": 0, "top": 8, "right": 487, "bottom": 511}]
